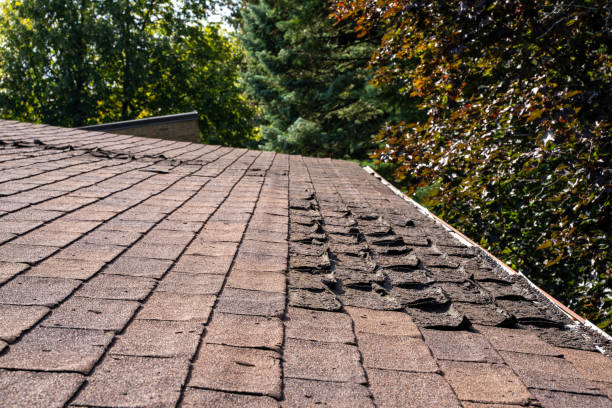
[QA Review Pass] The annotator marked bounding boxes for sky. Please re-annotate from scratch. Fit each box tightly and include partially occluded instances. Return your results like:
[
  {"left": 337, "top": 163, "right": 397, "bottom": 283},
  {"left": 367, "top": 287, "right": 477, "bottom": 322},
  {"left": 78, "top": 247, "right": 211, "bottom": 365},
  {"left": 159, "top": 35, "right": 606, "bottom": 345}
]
[{"left": 207, "top": 3, "right": 233, "bottom": 31}]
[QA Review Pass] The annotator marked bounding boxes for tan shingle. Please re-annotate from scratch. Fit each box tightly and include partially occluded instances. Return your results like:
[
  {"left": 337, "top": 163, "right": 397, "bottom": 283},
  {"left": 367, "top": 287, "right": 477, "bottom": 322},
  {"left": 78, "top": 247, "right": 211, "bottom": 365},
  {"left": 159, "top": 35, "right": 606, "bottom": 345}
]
[{"left": 0, "top": 119, "right": 610, "bottom": 407}]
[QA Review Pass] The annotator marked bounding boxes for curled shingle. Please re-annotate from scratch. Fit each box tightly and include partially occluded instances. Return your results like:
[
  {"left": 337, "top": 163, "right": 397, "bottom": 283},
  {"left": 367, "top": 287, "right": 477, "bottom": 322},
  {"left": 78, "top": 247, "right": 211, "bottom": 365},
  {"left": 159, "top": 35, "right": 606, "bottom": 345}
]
[{"left": 288, "top": 289, "right": 342, "bottom": 312}]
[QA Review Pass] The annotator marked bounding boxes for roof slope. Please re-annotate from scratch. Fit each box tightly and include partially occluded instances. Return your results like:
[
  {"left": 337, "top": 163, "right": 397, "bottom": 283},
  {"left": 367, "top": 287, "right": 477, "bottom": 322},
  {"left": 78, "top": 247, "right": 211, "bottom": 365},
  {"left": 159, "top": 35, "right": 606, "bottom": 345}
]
[{"left": 0, "top": 119, "right": 610, "bottom": 408}]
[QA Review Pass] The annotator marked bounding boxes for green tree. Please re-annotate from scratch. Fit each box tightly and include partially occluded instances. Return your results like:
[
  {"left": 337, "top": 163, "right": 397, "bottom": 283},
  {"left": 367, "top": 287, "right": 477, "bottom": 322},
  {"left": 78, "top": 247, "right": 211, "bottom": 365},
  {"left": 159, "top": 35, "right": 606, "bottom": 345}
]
[
  {"left": 334, "top": 0, "right": 611, "bottom": 331},
  {"left": 144, "top": 24, "right": 257, "bottom": 146},
  {"left": 0, "top": 0, "right": 102, "bottom": 127},
  {"left": 0, "top": 0, "right": 256, "bottom": 146},
  {"left": 240, "top": 0, "right": 404, "bottom": 158}
]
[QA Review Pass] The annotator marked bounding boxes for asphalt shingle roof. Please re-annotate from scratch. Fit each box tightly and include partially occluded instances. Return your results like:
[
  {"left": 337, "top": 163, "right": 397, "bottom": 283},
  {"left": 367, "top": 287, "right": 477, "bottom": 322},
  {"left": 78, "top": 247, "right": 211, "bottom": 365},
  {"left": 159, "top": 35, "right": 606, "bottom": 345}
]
[{"left": 0, "top": 119, "right": 611, "bottom": 407}]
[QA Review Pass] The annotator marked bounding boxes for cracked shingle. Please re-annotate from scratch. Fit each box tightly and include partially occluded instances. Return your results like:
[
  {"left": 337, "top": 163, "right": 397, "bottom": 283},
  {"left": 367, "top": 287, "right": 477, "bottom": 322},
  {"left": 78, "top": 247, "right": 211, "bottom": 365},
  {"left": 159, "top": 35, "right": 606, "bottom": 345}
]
[{"left": 190, "top": 344, "right": 282, "bottom": 398}]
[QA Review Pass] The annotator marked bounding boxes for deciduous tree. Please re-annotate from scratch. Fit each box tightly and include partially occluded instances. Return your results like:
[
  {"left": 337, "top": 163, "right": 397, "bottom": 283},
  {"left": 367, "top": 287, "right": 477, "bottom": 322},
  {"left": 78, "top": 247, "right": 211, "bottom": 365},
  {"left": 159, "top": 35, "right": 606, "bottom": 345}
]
[
  {"left": 0, "top": 0, "right": 256, "bottom": 146},
  {"left": 333, "top": 0, "right": 611, "bottom": 330}
]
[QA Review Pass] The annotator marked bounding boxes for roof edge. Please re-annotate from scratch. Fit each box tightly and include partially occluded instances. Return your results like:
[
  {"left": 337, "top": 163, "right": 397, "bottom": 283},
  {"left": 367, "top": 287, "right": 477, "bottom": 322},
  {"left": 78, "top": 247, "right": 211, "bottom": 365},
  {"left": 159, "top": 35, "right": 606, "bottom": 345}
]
[
  {"left": 78, "top": 111, "right": 199, "bottom": 132},
  {"left": 362, "top": 165, "right": 612, "bottom": 343}
]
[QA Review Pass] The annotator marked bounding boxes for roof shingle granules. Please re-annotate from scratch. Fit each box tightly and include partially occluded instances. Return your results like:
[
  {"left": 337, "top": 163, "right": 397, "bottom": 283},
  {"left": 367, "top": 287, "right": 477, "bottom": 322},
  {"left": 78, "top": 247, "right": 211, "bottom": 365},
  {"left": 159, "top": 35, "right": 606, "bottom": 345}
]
[{"left": 0, "top": 119, "right": 611, "bottom": 407}]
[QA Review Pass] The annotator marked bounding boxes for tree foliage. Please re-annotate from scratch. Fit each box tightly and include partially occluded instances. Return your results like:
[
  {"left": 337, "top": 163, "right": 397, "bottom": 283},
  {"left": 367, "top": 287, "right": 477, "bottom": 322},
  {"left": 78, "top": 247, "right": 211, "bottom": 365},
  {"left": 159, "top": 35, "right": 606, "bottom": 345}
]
[
  {"left": 240, "top": 0, "right": 415, "bottom": 158},
  {"left": 0, "top": 0, "right": 255, "bottom": 146},
  {"left": 333, "top": 0, "right": 611, "bottom": 331}
]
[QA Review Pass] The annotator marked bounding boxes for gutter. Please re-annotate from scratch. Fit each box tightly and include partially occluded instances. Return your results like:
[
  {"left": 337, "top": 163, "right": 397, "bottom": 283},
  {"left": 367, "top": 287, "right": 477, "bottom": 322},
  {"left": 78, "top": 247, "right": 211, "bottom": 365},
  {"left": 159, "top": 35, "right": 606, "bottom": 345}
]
[{"left": 363, "top": 165, "right": 612, "bottom": 343}]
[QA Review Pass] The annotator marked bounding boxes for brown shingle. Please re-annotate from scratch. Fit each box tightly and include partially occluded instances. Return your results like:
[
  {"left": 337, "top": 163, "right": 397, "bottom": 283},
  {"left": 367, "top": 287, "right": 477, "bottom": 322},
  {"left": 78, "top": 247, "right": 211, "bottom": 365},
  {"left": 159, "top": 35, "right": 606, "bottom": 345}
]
[
  {"left": 101, "top": 219, "right": 154, "bottom": 233},
  {"left": 346, "top": 307, "right": 421, "bottom": 337},
  {"left": 26, "top": 257, "right": 105, "bottom": 280},
  {"left": 0, "top": 261, "right": 28, "bottom": 284},
  {"left": 285, "top": 306, "right": 355, "bottom": 343},
  {"left": 103, "top": 256, "right": 172, "bottom": 278},
  {"left": 2, "top": 208, "right": 63, "bottom": 222},
  {"left": 216, "top": 288, "right": 285, "bottom": 317},
  {"left": 439, "top": 360, "right": 534, "bottom": 405},
  {"left": 156, "top": 271, "right": 224, "bottom": 295},
  {"left": 422, "top": 329, "right": 503, "bottom": 363},
  {"left": 0, "top": 276, "right": 80, "bottom": 307},
  {"left": 64, "top": 209, "right": 117, "bottom": 221},
  {"left": 43, "top": 220, "right": 100, "bottom": 233},
  {"left": 0, "top": 326, "right": 112, "bottom": 373},
  {"left": 529, "top": 388, "right": 612, "bottom": 408},
  {"left": 73, "top": 355, "right": 189, "bottom": 407},
  {"left": 284, "top": 338, "right": 366, "bottom": 383},
  {"left": 185, "top": 241, "right": 239, "bottom": 256},
  {"left": 368, "top": 369, "right": 461, "bottom": 408},
  {"left": 558, "top": 348, "right": 612, "bottom": 384},
  {"left": 283, "top": 378, "right": 374, "bottom": 408},
  {"left": 43, "top": 296, "right": 139, "bottom": 331},
  {"left": 226, "top": 269, "right": 286, "bottom": 293},
  {"left": 357, "top": 332, "right": 439, "bottom": 372},
  {"left": 190, "top": 343, "right": 282, "bottom": 398},
  {"left": 205, "top": 312, "right": 283, "bottom": 351},
  {"left": 182, "top": 388, "right": 280, "bottom": 408},
  {"left": 124, "top": 241, "right": 184, "bottom": 260},
  {"left": 111, "top": 319, "right": 202, "bottom": 358},
  {"left": 77, "top": 273, "right": 156, "bottom": 301},
  {"left": 233, "top": 251, "right": 287, "bottom": 273},
  {"left": 0, "top": 243, "right": 59, "bottom": 263},
  {"left": 478, "top": 325, "right": 562, "bottom": 356},
  {"left": 157, "top": 219, "right": 203, "bottom": 232},
  {"left": 0, "top": 304, "right": 49, "bottom": 342},
  {"left": 136, "top": 292, "right": 215, "bottom": 322},
  {"left": 81, "top": 229, "right": 142, "bottom": 246},
  {"left": 0, "top": 220, "right": 43, "bottom": 235},
  {"left": 173, "top": 254, "right": 233, "bottom": 274},
  {"left": 140, "top": 228, "right": 194, "bottom": 245},
  {"left": 12, "top": 230, "right": 82, "bottom": 247},
  {"left": 597, "top": 382, "right": 612, "bottom": 400},
  {"left": 57, "top": 242, "right": 124, "bottom": 263},
  {"left": 0, "top": 369, "right": 84, "bottom": 408},
  {"left": 1, "top": 121, "right": 611, "bottom": 407},
  {"left": 499, "top": 351, "right": 605, "bottom": 394}
]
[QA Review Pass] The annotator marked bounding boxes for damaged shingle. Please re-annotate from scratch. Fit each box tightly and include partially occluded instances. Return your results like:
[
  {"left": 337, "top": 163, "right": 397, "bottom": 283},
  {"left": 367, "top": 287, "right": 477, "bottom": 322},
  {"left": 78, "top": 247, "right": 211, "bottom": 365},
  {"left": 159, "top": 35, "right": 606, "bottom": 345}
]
[
  {"left": 405, "top": 303, "right": 471, "bottom": 330},
  {"left": 479, "top": 281, "right": 537, "bottom": 301},
  {"left": 425, "top": 267, "right": 470, "bottom": 283},
  {"left": 436, "top": 281, "right": 491, "bottom": 304},
  {"left": 337, "top": 287, "right": 402, "bottom": 311},
  {"left": 377, "top": 254, "right": 420, "bottom": 270},
  {"left": 289, "top": 199, "right": 318, "bottom": 211},
  {"left": 386, "top": 269, "right": 434, "bottom": 287},
  {"left": 289, "top": 242, "right": 327, "bottom": 257},
  {"left": 453, "top": 302, "right": 517, "bottom": 327},
  {"left": 288, "top": 271, "right": 329, "bottom": 292},
  {"left": 496, "top": 299, "right": 570, "bottom": 328},
  {"left": 2, "top": 120, "right": 610, "bottom": 408},
  {"left": 391, "top": 286, "right": 449, "bottom": 308},
  {"left": 289, "top": 253, "right": 330, "bottom": 272},
  {"left": 289, "top": 289, "right": 342, "bottom": 312},
  {"left": 332, "top": 268, "right": 385, "bottom": 289}
]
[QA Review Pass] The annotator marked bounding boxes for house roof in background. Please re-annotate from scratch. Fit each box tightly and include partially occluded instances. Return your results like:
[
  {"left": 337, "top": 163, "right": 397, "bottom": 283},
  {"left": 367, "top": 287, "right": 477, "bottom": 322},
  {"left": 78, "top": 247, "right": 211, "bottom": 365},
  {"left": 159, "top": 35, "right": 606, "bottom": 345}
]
[
  {"left": 78, "top": 111, "right": 199, "bottom": 132},
  {"left": 0, "top": 119, "right": 611, "bottom": 408}
]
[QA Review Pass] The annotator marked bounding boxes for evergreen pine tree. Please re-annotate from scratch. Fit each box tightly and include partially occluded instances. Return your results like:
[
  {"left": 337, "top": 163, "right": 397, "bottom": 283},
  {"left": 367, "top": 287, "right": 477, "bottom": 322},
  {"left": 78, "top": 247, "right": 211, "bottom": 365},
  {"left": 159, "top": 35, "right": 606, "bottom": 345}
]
[{"left": 239, "top": 0, "right": 388, "bottom": 159}]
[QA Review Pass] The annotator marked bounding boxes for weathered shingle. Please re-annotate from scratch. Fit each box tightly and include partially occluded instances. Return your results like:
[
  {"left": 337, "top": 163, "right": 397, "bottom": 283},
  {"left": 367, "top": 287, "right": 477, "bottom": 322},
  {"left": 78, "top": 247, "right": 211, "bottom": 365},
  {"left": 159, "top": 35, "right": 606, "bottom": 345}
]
[{"left": 0, "top": 119, "right": 611, "bottom": 407}]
